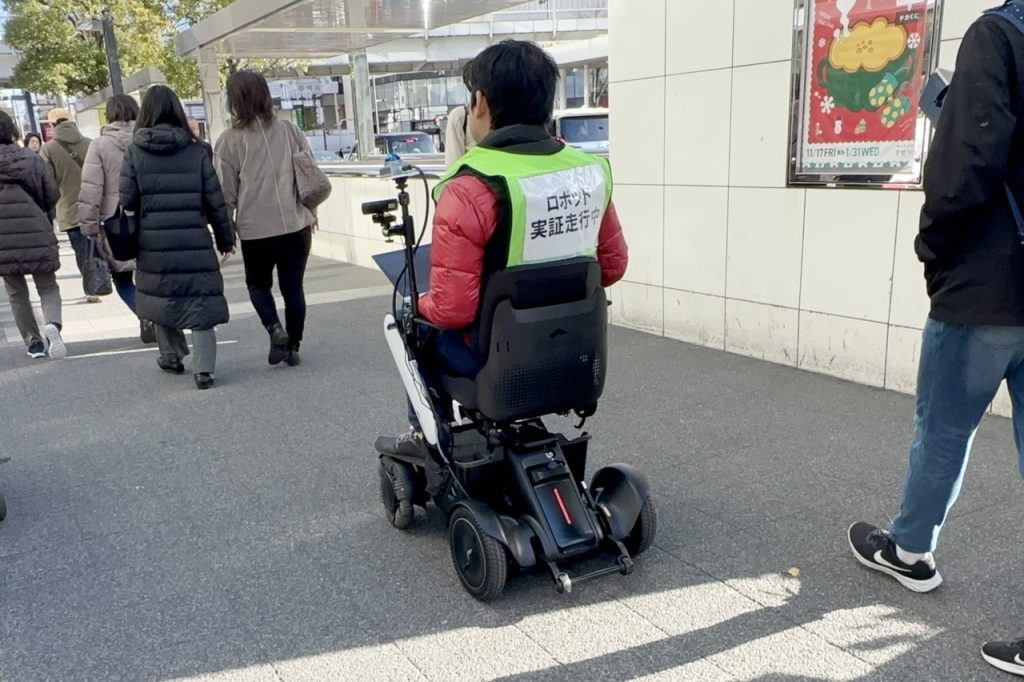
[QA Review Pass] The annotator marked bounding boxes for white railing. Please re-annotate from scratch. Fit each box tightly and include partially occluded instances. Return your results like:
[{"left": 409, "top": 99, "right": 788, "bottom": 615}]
[
  {"left": 493, "top": 0, "right": 607, "bottom": 20},
  {"left": 503, "top": 0, "right": 607, "bottom": 12}
]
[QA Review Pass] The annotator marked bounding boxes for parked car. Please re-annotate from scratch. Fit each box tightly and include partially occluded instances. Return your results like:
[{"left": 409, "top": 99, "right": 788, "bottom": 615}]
[
  {"left": 313, "top": 150, "right": 343, "bottom": 165},
  {"left": 347, "top": 132, "right": 439, "bottom": 160},
  {"left": 552, "top": 108, "right": 609, "bottom": 154}
]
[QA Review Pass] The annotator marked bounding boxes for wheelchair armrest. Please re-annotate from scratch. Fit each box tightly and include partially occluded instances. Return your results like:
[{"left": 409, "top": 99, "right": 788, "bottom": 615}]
[{"left": 413, "top": 316, "right": 441, "bottom": 330}]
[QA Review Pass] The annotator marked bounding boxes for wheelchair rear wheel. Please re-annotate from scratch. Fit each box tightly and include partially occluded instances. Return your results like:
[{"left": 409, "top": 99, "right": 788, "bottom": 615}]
[
  {"left": 379, "top": 457, "right": 417, "bottom": 530},
  {"left": 449, "top": 506, "right": 508, "bottom": 601}
]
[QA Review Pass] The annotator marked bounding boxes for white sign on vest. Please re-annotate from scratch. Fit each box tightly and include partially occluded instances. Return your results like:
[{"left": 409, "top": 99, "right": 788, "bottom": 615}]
[{"left": 520, "top": 164, "right": 606, "bottom": 265}]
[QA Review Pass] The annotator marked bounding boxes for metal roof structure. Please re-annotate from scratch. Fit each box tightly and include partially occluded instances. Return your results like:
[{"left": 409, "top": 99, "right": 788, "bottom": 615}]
[
  {"left": 0, "top": 44, "right": 18, "bottom": 87},
  {"left": 175, "top": 0, "right": 529, "bottom": 58}
]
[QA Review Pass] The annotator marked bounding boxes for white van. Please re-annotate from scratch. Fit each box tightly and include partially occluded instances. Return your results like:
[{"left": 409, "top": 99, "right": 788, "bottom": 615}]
[{"left": 552, "top": 108, "right": 610, "bottom": 154}]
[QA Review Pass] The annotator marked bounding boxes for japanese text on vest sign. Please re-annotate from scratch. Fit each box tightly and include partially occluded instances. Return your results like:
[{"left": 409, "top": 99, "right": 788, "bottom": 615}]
[{"left": 521, "top": 165, "right": 606, "bottom": 264}]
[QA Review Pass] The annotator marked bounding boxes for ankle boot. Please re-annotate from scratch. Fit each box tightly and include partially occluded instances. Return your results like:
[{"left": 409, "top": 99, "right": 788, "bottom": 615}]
[
  {"left": 267, "top": 323, "right": 289, "bottom": 365},
  {"left": 286, "top": 341, "right": 301, "bottom": 367}
]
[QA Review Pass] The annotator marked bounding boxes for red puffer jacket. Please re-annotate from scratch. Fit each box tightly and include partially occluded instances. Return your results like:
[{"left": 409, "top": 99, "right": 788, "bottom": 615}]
[{"left": 419, "top": 174, "right": 629, "bottom": 329}]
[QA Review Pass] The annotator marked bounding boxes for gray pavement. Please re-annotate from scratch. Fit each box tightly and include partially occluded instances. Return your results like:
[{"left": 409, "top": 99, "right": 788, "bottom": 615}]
[{"left": 0, "top": 242, "right": 1020, "bottom": 681}]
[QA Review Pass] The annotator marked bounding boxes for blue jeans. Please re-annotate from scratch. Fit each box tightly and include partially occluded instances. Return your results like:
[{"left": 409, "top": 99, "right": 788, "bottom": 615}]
[
  {"left": 65, "top": 227, "right": 89, "bottom": 275},
  {"left": 407, "top": 329, "right": 484, "bottom": 429},
  {"left": 112, "top": 271, "right": 136, "bottom": 313},
  {"left": 889, "top": 318, "right": 1024, "bottom": 552}
]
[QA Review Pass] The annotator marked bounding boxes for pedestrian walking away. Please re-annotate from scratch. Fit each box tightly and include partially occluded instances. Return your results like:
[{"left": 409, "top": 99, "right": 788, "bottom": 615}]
[
  {"left": 77, "top": 94, "right": 154, "bottom": 343},
  {"left": 120, "top": 85, "right": 235, "bottom": 390},
  {"left": 39, "top": 107, "right": 96, "bottom": 300},
  {"left": 848, "top": 4, "right": 1024, "bottom": 599},
  {"left": 443, "top": 60, "right": 478, "bottom": 168},
  {"left": 0, "top": 110, "right": 66, "bottom": 359},
  {"left": 215, "top": 70, "right": 315, "bottom": 368}
]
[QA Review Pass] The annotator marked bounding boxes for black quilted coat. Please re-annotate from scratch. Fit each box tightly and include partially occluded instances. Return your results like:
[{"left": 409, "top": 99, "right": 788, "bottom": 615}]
[
  {"left": 120, "top": 125, "right": 235, "bottom": 331},
  {"left": 0, "top": 143, "right": 60, "bottom": 277}
]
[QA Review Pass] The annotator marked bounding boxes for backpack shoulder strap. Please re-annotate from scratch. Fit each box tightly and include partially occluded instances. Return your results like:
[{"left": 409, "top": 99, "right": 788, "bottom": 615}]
[
  {"left": 983, "top": 2, "right": 1024, "bottom": 243},
  {"left": 985, "top": 1, "right": 1024, "bottom": 36},
  {"left": 56, "top": 140, "right": 84, "bottom": 169}
]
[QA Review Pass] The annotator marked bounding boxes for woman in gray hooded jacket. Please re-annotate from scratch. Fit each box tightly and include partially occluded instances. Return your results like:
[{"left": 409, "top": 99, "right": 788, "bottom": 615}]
[{"left": 78, "top": 95, "right": 154, "bottom": 342}]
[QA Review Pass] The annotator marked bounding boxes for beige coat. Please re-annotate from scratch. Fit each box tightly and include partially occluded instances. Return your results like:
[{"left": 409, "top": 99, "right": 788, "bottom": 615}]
[
  {"left": 78, "top": 121, "right": 135, "bottom": 272},
  {"left": 214, "top": 118, "right": 314, "bottom": 242},
  {"left": 445, "top": 105, "right": 477, "bottom": 168}
]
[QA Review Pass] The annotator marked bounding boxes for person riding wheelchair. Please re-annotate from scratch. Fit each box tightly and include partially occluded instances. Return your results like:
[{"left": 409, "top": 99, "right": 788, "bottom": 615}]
[{"left": 372, "top": 40, "right": 653, "bottom": 600}]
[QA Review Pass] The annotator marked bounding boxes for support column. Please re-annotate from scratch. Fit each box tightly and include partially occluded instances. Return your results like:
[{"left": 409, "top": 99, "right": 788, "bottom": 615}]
[
  {"left": 583, "top": 64, "right": 591, "bottom": 108},
  {"left": 342, "top": 74, "right": 355, "bottom": 130},
  {"left": 557, "top": 69, "right": 568, "bottom": 111},
  {"left": 24, "top": 91, "right": 37, "bottom": 133},
  {"left": 351, "top": 51, "right": 375, "bottom": 157},
  {"left": 199, "top": 47, "right": 226, "bottom": 142}
]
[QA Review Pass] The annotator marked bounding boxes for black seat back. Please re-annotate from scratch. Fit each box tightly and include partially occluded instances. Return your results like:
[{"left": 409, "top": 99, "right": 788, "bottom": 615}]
[{"left": 472, "top": 257, "right": 607, "bottom": 423}]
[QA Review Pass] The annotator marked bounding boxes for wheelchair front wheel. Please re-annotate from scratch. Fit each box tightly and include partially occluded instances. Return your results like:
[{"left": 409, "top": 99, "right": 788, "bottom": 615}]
[{"left": 449, "top": 506, "right": 507, "bottom": 601}]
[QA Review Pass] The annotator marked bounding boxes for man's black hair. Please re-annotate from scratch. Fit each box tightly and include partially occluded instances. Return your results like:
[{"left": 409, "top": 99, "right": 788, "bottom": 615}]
[
  {"left": 468, "top": 40, "right": 560, "bottom": 130},
  {"left": 0, "top": 110, "right": 20, "bottom": 145}
]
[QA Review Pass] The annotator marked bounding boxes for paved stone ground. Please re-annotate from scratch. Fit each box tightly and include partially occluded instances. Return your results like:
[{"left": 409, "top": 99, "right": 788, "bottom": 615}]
[{"left": 0, "top": 239, "right": 1021, "bottom": 681}]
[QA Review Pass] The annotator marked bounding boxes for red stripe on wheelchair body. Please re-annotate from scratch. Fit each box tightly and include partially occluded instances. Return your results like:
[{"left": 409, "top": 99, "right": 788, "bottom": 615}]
[{"left": 553, "top": 487, "right": 573, "bottom": 526}]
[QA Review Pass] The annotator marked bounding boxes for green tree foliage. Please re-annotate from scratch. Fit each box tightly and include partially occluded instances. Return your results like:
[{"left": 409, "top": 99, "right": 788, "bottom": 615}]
[
  {"left": 4, "top": 0, "right": 171, "bottom": 96},
  {"left": 3, "top": 0, "right": 306, "bottom": 97}
]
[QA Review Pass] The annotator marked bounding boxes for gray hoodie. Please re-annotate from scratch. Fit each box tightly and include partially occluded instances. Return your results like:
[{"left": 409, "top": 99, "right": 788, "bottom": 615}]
[{"left": 40, "top": 121, "right": 91, "bottom": 230}]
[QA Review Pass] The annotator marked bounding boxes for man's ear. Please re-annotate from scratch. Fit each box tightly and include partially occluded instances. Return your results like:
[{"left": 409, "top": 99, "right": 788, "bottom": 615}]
[{"left": 472, "top": 91, "right": 490, "bottom": 120}]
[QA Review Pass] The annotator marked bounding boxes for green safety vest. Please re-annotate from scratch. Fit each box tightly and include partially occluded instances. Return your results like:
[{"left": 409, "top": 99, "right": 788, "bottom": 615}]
[{"left": 434, "top": 145, "right": 613, "bottom": 268}]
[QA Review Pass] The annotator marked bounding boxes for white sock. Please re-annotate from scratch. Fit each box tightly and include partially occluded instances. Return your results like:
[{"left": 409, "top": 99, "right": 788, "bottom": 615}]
[{"left": 896, "top": 544, "right": 928, "bottom": 565}]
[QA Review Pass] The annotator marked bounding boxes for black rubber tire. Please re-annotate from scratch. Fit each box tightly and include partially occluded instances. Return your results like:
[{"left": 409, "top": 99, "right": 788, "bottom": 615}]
[
  {"left": 448, "top": 506, "right": 508, "bottom": 601},
  {"left": 379, "top": 457, "right": 416, "bottom": 530},
  {"left": 0, "top": 491, "right": 6, "bottom": 522},
  {"left": 623, "top": 496, "right": 657, "bottom": 557}
]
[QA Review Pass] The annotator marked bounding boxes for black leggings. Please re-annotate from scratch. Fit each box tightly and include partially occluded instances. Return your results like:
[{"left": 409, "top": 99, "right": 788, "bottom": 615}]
[{"left": 241, "top": 226, "right": 312, "bottom": 349}]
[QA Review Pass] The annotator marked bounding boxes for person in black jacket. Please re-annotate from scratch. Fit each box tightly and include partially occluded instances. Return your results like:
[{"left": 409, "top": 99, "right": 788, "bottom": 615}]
[
  {"left": 0, "top": 110, "right": 66, "bottom": 359},
  {"left": 120, "top": 86, "right": 235, "bottom": 390},
  {"left": 848, "top": 0, "right": 1024, "bottom": 632}
]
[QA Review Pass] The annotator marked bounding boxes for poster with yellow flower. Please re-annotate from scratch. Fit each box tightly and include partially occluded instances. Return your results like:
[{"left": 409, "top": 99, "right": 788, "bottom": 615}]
[{"left": 798, "top": 0, "right": 930, "bottom": 176}]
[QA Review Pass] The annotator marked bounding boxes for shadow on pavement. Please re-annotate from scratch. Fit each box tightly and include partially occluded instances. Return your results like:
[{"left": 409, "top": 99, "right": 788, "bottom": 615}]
[{"left": 0, "top": 276, "right": 1020, "bottom": 681}]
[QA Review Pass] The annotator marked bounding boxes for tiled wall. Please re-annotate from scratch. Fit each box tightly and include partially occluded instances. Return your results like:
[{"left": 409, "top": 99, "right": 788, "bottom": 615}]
[{"left": 607, "top": 0, "right": 1006, "bottom": 408}]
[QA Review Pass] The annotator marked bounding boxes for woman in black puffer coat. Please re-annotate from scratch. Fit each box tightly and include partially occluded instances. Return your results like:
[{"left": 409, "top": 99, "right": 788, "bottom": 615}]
[
  {"left": 0, "top": 110, "right": 66, "bottom": 360},
  {"left": 120, "top": 86, "right": 235, "bottom": 390}
]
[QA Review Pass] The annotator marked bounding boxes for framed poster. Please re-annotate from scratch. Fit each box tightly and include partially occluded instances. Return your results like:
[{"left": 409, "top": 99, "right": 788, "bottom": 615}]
[{"left": 789, "top": 0, "right": 944, "bottom": 188}]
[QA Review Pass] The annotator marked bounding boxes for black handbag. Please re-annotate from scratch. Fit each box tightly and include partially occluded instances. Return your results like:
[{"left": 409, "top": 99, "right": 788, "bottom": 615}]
[
  {"left": 102, "top": 206, "right": 138, "bottom": 262},
  {"left": 83, "top": 237, "right": 113, "bottom": 297}
]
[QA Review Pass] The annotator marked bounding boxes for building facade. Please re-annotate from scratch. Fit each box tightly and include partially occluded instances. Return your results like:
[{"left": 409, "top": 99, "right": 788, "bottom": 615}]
[{"left": 607, "top": 0, "right": 1008, "bottom": 408}]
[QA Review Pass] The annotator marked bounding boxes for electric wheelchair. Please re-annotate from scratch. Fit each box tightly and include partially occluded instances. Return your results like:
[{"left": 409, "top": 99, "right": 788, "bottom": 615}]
[{"left": 367, "top": 172, "right": 655, "bottom": 601}]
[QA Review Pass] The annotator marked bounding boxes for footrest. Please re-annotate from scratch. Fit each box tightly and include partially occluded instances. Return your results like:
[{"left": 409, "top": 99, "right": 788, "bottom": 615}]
[{"left": 548, "top": 555, "right": 634, "bottom": 594}]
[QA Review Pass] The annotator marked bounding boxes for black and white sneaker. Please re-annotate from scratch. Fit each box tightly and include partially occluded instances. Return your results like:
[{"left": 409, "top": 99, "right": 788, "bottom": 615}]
[
  {"left": 374, "top": 430, "right": 431, "bottom": 460},
  {"left": 43, "top": 323, "right": 66, "bottom": 359},
  {"left": 983, "top": 638, "right": 1024, "bottom": 677},
  {"left": 26, "top": 341, "right": 46, "bottom": 359},
  {"left": 847, "top": 522, "right": 943, "bottom": 593}
]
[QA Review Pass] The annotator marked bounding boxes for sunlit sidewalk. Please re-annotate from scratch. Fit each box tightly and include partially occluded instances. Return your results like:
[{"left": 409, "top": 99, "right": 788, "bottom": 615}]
[{"left": 0, "top": 240, "right": 1020, "bottom": 681}]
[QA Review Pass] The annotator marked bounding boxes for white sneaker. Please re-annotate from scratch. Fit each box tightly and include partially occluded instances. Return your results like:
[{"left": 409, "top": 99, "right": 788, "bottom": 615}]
[{"left": 43, "top": 324, "right": 67, "bottom": 359}]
